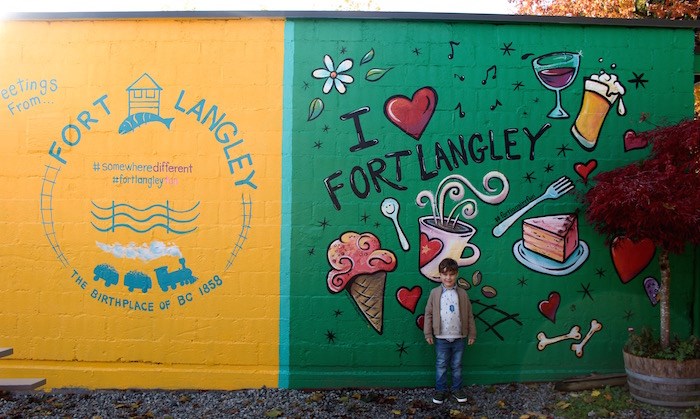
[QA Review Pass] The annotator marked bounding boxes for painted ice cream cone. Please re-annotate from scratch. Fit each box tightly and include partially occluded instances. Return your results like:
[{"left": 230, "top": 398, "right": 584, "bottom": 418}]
[
  {"left": 327, "top": 232, "right": 397, "bottom": 335},
  {"left": 348, "top": 271, "right": 386, "bottom": 334}
]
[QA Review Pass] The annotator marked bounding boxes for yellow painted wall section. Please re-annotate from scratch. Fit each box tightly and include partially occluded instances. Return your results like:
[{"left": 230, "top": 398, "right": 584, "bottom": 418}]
[{"left": 0, "top": 19, "right": 284, "bottom": 389}]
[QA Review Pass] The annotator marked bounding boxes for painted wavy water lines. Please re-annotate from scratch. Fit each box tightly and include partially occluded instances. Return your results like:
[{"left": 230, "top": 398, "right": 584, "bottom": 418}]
[{"left": 91, "top": 201, "right": 200, "bottom": 234}]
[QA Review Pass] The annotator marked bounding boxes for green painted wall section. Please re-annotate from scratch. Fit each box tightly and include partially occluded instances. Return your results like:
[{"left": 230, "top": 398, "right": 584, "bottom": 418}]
[{"left": 284, "top": 19, "right": 696, "bottom": 388}]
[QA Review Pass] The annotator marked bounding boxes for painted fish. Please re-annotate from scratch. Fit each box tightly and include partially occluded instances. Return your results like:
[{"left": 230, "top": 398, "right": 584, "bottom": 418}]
[{"left": 118, "top": 112, "right": 174, "bottom": 134}]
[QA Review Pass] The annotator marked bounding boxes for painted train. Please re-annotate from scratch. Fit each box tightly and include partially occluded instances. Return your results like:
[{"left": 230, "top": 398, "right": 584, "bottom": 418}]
[{"left": 154, "top": 257, "right": 197, "bottom": 291}]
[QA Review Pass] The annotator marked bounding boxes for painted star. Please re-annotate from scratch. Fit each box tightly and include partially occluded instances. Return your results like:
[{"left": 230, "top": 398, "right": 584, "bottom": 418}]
[
  {"left": 501, "top": 42, "right": 515, "bottom": 56},
  {"left": 628, "top": 72, "right": 648, "bottom": 89},
  {"left": 396, "top": 341, "right": 409, "bottom": 357},
  {"left": 340, "top": 46, "right": 347, "bottom": 54},
  {"left": 322, "top": 125, "right": 330, "bottom": 132},
  {"left": 302, "top": 81, "right": 310, "bottom": 90},
  {"left": 595, "top": 268, "right": 606, "bottom": 278},
  {"left": 534, "top": 97, "right": 540, "bottom": 103},
  {"left": 512, "top": 81, "right": 524, "bottom": 91},
  {"left": 523, "top": 172, "right": 536, "bottom": 183},
  {"left": 373, "top": 221, "right": 381, "bottom": 228},
  {"left": 623, "top": 310, "right": 634, "bottom": 321},
  {"left": 360, "top": 212, "right": 370, "bottom": 223},
  {"left": 544, "top": 163, "right": 554, "bottom": 173},
  {"left": 578, "top": 283, "right": 594, "bottom": 301},
  {"left": 421, "top": 244, "right": 434, "bottom": 256},
  {"left": 325, "top": 330, "right": 337, "bottom": 343},
  {"left": 557, "top": 144, "right": 573, "bottom": 157},
  {"left": 570, "top": 304, "right": 577, "bottom": 312},
  {"left": 313, "top": 141, "right": 322, "bottom": 149},
  {"left": 412, "top": 47, "right": 421, "bottom": 56},
  {"left": 334, "top": 309, "right": 343, "bottom": 317},
  {"left": 517, "top": 276, "right": 528, "bottom": 287},
  {"left": 318, "top": 218, "right": 330, "bottom": 230},
  {"left": 307, "top": 247, "right": 315, "bottom": 256}
]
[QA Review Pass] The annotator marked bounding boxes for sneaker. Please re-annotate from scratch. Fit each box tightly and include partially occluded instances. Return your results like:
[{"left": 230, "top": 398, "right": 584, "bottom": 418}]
[
  {"left": 452, "top": 388, "right": 468, "bottom": 403},
  {"left": 432, "top": 390, "right": 448, "bottom": 404}
]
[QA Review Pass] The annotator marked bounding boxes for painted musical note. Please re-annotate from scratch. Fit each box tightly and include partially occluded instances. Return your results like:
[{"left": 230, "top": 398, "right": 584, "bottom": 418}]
[
  {"left": 490, "top": 99, "right": 503, "bottom": 111},
  {"left": 454, "top": 102, "right": 465, "bottom": 118},
  {"left": 481, "top": 65, "right": 497, "bottom": 85},
  {"left": 453, "top": 74, "right": 465, "bottom": 81},
  {"left": 448, "top": 41, "right": 460, "bottom": 59}
]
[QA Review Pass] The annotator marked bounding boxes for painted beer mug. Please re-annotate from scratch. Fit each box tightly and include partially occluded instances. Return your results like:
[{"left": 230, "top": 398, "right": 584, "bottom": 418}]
[{"left": 571, "top": 70, "right": 626, "bottom": 151}]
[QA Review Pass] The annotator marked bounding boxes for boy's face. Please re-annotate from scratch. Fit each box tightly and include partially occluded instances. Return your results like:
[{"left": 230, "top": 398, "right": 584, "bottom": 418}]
[{"left": 440, "top": 269, "right": 458, "bottom": 288}]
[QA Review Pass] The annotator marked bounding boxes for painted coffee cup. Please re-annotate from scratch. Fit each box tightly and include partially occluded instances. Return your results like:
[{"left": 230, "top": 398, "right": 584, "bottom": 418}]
[{"left": 418, "top": 216, "right": 481, "bottom": 282}]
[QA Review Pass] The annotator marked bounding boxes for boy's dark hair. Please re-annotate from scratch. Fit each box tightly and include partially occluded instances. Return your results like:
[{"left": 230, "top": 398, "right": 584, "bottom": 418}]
[{"left": 438, "top": 258, "right": 459, "bottom": 274}]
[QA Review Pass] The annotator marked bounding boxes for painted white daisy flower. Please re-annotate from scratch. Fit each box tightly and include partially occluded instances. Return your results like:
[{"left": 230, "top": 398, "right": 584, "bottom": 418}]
[{"left": 312, "top": 55, "right": 354, "bottom": 94}]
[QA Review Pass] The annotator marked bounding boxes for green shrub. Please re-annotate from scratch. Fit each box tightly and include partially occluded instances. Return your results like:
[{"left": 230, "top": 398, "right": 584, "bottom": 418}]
[{"left": 625, "top": 327, "right": 700, "bottom": 362}]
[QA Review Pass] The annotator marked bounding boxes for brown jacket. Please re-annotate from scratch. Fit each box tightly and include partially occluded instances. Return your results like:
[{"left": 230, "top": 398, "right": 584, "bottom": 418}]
[{"left": 423, "top": 286, "right": 476, "bottom": 341}]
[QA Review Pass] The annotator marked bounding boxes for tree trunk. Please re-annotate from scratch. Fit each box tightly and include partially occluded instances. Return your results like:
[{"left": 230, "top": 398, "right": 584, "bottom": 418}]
[{"left": 659, "top": 249, "right": 671, "bottom": 349}]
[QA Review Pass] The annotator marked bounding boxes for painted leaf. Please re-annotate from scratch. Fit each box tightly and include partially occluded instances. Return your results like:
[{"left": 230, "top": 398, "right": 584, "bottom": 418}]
[
  {"left": 365, "top": 67, "right": 392, "bottom": 82},
  {"left": 360, "top": 48, "right": 374, "bottom": 65},
  {"left": 307, "top": 98, "right": 324, "bottom": 121}
]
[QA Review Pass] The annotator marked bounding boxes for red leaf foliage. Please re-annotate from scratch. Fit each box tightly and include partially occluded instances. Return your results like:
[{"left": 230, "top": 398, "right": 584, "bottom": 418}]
[{"left": 584, "top": 119, "right": 700, "bottom": 253}]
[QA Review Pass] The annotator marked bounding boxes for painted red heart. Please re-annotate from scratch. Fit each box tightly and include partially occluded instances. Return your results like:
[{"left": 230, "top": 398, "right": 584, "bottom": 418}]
[
  {"left": 384, "top": 86, "right": 438, "bottom": 140},
  {"left": 623, "top": 129, "right": 648, "bottom": 152},
  {"left": 416, "top": 314, "right": 425, "bottom": 330},
  {"left": 573, "top": 159, "right": 598, "bottom": 184},
  {"left": 538, "top": 291, "right": 560, "bottom": 323},
  {"left": 611, "top": 236, "right": 655, "bottom": 283},
  {"left": 419, "top": 233, "right": 443, "bottom": 268},
  {"left": 396, "top": 286, "right": 422, "bottom": 313}
]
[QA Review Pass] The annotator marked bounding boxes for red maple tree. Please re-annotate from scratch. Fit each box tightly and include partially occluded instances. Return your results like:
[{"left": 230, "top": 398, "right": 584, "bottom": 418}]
[
  {"left": 584, "top": 118, "right": 700, "bottom": 348},
  {"left": 512, "top": 0, "right": 699, "bottom": 20}
]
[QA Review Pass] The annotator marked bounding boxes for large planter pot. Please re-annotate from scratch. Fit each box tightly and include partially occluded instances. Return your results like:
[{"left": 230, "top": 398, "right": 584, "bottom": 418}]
[{"left": 623, "top": 350, "right": 700, "bottom": 407}]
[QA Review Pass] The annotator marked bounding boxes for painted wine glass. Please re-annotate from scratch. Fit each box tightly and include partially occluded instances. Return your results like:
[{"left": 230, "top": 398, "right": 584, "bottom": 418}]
[{"left": 532, "top": 52, "right": 580, "bottom": 119}]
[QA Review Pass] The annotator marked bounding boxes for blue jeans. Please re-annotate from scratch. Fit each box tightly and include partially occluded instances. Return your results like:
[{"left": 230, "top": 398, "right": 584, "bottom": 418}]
[{"left": 435, "top": 338, "right": 465, "bottom": 391}]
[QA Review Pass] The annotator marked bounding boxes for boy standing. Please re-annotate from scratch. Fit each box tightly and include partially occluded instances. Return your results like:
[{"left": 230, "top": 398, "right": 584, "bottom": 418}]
[{"left": 423, "top": 258, "right": 476, "bottom": 404}]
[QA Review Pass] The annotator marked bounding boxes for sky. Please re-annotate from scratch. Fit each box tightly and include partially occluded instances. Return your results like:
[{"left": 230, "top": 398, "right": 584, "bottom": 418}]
[{"left": 1, "top": 0, "right": 515, "bottom": 14}]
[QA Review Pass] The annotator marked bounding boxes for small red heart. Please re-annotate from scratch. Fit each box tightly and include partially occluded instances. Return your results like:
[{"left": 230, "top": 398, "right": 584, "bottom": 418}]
[
  {"left": 611, "top": 236, "right": 655, "bottom": 283},
  {"left": 538, "top": 291, "right": 560, "bottom": 323},
  {"left": 396, "top": 286, "right": 422, "bottom": 313},
  {"left": 419, "top": 233, "right": 443, "bottom": 268},
  {"left": 623, "top": 129, "right": 649, "bottom": 152},
  {"left": 573, "top": 159, "right": 598, "bottom": 184},
  {"left": 416, "top": 314, "right": 425, "bottom": 330},
  {"left": 384, "top": 86, "right": 438, "bottom": 140}
]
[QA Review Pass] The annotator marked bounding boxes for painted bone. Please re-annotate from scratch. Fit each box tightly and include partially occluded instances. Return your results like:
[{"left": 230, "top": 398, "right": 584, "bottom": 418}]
[
  {"left": 571, "top": 319, "right": 603, "bottom": 358},
  {"left": 536, "top": 325, "right": 581, "bottom": 351}
]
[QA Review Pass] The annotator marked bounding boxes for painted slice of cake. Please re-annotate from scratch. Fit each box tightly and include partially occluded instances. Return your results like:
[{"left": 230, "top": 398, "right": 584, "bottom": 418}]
[{"left": 522, "top": 214, "right": 579, "bottom": 263}]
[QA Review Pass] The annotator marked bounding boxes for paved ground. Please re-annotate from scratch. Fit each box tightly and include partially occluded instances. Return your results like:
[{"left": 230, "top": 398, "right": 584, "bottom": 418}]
[{"left": 1, "top": 382, "right": 698, "bottom": 418}]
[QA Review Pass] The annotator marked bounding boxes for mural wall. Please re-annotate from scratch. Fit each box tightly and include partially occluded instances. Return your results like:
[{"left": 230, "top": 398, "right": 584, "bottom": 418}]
[
  {"left": 0, "top": 14, "right": 696, "bottom": 390},
  {"left": 282, "top": 19, "right": 697, "bottom": 388},
  {"left": 0, "top": 18, "right": 284, "bottom": 389}
]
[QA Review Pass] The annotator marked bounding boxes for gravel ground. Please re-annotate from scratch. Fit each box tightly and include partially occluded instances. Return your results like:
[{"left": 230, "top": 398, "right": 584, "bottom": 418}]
[{"left": 0, "top": 383, "right": 695, "bottom": 418}]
